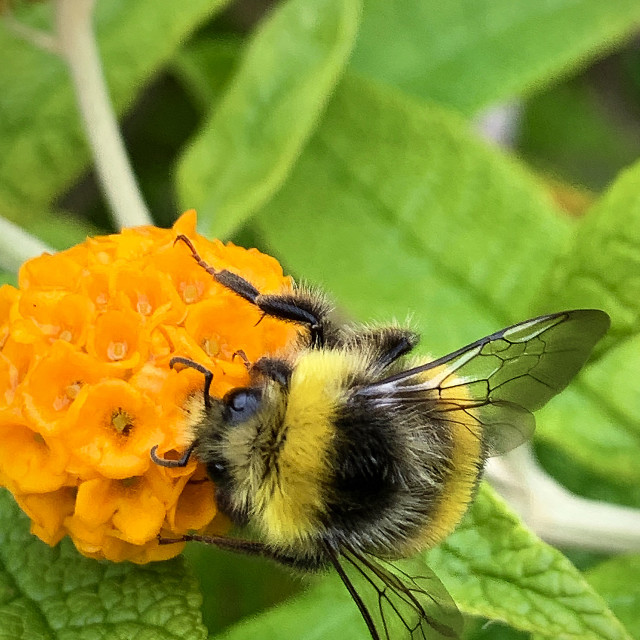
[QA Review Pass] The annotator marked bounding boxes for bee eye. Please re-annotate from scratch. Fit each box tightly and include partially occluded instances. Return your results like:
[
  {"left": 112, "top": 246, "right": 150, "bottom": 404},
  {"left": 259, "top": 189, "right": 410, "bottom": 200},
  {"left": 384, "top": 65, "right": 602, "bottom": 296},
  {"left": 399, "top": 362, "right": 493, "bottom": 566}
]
[
  {"left": 208, "top": 461, "right": 226, "bottom": 481},
  {"left": 224, "top": 388, "right": 262, "bottom": 422}
]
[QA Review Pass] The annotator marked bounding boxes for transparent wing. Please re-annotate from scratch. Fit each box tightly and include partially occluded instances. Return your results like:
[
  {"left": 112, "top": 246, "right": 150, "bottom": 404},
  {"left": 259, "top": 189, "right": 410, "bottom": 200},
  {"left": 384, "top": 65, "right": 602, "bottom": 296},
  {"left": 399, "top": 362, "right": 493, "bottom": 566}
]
[
  {"left": 327, "top": 545, "right": 462, "bottom": 640},
  {"left": 357, "top": 309, "right": 610, "bottom": 456}
]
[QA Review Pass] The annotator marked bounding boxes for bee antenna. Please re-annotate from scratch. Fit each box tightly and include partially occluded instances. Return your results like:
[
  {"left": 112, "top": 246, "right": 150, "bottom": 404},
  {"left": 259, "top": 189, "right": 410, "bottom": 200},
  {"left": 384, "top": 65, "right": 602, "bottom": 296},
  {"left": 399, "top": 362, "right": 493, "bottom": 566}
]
[
  {"left": 232, "top": 349, "right": 251, "bottom": 369},
  {"left": 150, "top": 443, "right": 196, "bottom": 468}
]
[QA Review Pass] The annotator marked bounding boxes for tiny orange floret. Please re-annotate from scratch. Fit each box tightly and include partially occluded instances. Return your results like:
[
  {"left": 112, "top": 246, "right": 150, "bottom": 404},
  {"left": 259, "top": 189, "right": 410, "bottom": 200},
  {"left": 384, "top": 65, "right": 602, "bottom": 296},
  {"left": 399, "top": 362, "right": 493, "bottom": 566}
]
[{"left": 0, "top": 211, "right": 299, "bottom": 562}]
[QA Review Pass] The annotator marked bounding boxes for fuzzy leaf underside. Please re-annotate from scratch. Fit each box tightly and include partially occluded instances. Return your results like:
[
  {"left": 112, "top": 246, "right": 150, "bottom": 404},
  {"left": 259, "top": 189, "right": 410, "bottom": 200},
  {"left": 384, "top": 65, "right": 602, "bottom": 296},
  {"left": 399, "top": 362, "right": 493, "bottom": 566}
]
[
  {"left": 430, "top": 486, "right": 632, "bottom": 640},
  {"left": 0, "top": 492, "right": 207, "bottom": 640}
]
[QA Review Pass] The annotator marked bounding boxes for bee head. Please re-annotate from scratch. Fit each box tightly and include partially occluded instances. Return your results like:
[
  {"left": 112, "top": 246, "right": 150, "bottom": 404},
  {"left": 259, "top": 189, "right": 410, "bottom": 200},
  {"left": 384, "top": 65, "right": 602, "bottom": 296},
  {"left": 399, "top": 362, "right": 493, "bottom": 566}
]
[{"left": 195, "top": 375, "right": 288, "bottom": 525}]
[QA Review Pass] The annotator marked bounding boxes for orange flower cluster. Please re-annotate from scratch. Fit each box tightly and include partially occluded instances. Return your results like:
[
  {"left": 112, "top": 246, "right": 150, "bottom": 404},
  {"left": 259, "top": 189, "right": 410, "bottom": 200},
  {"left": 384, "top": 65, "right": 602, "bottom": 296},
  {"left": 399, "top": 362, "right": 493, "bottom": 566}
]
[{"left": 0, "top": 211, "right": 299, "bottom": 563}]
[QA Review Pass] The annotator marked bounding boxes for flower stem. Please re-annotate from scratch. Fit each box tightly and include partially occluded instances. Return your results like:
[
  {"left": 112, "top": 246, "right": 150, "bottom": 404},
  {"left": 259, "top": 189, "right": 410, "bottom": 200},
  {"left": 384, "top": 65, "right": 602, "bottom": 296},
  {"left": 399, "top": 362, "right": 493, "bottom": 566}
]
[
  {"left": 0, "top": 218, "right": 53, "bottom": 272},
  {"left": 54, "top": 0, "right": 153, "bottom": 229},
  {"left": 487, "top": 446, "right": 640, "bottom": 552}
]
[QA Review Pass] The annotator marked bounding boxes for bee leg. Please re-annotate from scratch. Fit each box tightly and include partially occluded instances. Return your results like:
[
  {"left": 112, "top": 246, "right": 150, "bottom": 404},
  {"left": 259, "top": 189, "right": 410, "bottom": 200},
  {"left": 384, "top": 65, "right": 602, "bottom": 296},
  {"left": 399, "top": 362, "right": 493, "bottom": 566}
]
[
  {"left": 175, "top": 234, "right": 331, "bottom": 347},
  {"left": 346, "top": 327, "right": 419, "bottom": 370},
  {"left": 170, "top": 355, "right": 213, "bottom": 409},
  {"left": 251, "top": 291, "right": 331, "bottom": 348},
  {"left": 371, "top": 328, "right": 419, "bottom": 368},
  {"left": 158, "top": 534, "right": 324, "bottom": 569},
  {"left": 158, "top": 533, "right": 271, "bottom": 555},
  {"left": 174, "top": 235, "right": 261, "bottom": 303},
  {"left": 251, "top": 357, "right": 293, "bottom": 387}
]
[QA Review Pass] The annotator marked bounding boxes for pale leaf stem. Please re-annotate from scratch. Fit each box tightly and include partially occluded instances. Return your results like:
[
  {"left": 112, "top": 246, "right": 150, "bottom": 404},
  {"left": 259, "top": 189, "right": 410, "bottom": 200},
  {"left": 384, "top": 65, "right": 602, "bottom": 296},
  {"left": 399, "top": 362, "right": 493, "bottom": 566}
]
[
  {"left": 487, "top": 446, "right": 640, "bottom": 553},
  {"left": 0, "top": 218, "right": 53, "bottom": 272},
  {"left": 54, "top": 0, "right": 153, "bottom": 229}
]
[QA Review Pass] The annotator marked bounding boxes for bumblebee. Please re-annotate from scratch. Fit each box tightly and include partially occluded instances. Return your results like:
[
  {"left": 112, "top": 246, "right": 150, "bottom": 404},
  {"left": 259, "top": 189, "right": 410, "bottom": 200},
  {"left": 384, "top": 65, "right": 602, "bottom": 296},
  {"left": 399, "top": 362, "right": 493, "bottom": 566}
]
[{"left": 152, "top": 235, "right": 610, "bottom": 640}]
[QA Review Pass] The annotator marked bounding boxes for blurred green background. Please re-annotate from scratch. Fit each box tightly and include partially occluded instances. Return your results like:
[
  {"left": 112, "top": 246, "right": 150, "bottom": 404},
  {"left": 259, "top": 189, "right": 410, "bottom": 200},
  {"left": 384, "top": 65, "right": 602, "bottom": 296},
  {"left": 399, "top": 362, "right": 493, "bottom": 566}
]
[{"left": 2, "top": 1, "right": 640, "bottom": 639}]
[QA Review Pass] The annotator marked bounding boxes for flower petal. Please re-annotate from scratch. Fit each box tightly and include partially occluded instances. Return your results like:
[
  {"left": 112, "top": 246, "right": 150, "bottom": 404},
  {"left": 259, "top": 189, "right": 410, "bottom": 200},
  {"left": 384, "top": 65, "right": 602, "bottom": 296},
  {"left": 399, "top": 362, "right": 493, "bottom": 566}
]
[{"left": 0, "top": 210, "right": 298, "bottom": 561}]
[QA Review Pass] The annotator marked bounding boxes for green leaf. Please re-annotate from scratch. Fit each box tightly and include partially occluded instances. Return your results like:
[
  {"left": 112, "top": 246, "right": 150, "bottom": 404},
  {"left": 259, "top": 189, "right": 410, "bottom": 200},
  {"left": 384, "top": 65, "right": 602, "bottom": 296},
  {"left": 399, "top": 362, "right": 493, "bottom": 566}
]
[
  {"left": 254, "top": 73, "right": 570, "bottom": 354},
  {"left": 463, "top": 620, "right": 527, "bottom": 640},
  {"left": 0, "top": 490, "right": 207, "bottom": 640},
  {"left": 211, "top": 572, "right": 364, "bottom": 640},
  {"left": 210, "top": 555, "right": 453, "bottom": 640},
  {"left": 176, "top": 0, "right": 362, "bottom": 238},
  {"left": 586, "top": 555, "right": 640, "bottom": 640},
  {"left": 350, "top": 0, "right": 640, "bottom": 114},
  {"left": 430, "top": 486, "right": 631, "bottom": 640},
  {"left": 0, "top": 0, "right": 230, "bottom": 223},
  {"left": 170, "top": 37, "right": 242, "bottom": 114},
  {"left": 182, "top": 544, "right": 300, "bottom": 636},
  {"left": 0, "top": 273, "right": 17, "bottom": 287}
]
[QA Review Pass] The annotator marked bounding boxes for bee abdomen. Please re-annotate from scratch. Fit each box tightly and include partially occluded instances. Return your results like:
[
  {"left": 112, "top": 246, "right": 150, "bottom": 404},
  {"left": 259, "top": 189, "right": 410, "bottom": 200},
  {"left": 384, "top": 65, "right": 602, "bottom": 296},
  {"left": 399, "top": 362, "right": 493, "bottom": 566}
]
[
  {"left": 325, "top": 394, "right": 484, "bottom": 557},
  {"left": 323, "top": 400, "right": 437, "bottom": 551}
]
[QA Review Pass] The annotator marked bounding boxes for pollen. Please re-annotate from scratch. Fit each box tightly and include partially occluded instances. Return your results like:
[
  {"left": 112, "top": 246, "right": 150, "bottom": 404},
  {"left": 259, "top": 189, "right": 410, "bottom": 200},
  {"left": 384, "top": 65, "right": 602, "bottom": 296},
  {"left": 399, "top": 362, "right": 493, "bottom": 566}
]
[
  {"left": 111, "top": 408, "right": 134, "bottom": 435},
  {"left": 0, "top": 210, "right": 299, "bottom": 563},
  {"left": 65, "top": 381, "right": 82, "bottom": 400},
  {"left": 137, "top": 297, "right": 152, "bottom": 316},
  {"left": 107, "top": 341, "right": 128, "bottom": 361},
  {"left": 202, "top": 337, "right": 220, "bottom": 357},
  {"left": 181, "top": 283, "right": 201, "bottom": 304}
]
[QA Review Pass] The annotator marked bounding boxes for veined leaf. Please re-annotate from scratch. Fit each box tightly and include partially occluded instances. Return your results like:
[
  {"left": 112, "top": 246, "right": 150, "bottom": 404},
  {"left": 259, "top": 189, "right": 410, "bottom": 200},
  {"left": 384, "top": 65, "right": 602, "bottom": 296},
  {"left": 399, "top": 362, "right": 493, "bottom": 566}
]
[
  {"left": 0, "top": 491, "right": 207, "bottom": 640},
  {"left": 431, "top": 486, "right": 632, "bottom": 640}
]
